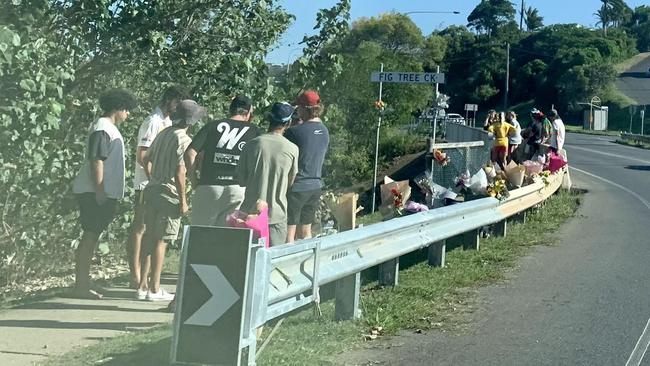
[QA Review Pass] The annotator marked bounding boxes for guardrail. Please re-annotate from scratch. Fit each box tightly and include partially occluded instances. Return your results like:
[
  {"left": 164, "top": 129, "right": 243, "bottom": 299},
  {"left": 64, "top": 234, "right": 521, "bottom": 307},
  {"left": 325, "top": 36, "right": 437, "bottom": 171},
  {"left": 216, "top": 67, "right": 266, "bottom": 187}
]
[
  {"left": 233, "top": 169, "right": 567, "bottom": 365},
  {"left": 621, "top": 132, "right": 650, "bottom": 145},
  {"left": 171, "top": 144, "right": 569, "bottom": 366}
]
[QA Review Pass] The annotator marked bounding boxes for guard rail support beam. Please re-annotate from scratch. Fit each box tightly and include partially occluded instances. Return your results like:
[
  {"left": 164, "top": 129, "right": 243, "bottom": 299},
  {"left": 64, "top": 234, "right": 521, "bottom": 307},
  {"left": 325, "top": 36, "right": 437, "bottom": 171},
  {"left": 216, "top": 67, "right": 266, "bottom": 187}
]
[
  {"left": 494, "top": 220, "right": 507, "bottom": 237},
  {"left": 513, "top": 210, "right": 527, "bottom": 224},
  {"left": 334, "top": 273, "right": 361, "bottom": 321},
  {"left": 427, "top": 240, "right": 446, "bottom": 267},
  {"left": 378, "top": 258, "right": 400, "bottom": 287},
  {"left": 464, "top": 229, "right": 480, "bottom": 251}
]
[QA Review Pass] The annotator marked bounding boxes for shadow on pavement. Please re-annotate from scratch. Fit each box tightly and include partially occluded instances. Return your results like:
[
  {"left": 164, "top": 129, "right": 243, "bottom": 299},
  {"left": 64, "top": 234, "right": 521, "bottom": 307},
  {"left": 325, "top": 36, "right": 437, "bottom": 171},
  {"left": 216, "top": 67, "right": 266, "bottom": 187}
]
[
  {"left": 0, "top": 319, "right": 160, "bottom": 331},
  {"left": 624, "top": 165, "right": 650, "bottom": 171},
  {"left": 16, "top": 302, "right": 159, "bottom": 313},
  {"left": 619, "top": 72, "right": 650, "bottom": 78}
]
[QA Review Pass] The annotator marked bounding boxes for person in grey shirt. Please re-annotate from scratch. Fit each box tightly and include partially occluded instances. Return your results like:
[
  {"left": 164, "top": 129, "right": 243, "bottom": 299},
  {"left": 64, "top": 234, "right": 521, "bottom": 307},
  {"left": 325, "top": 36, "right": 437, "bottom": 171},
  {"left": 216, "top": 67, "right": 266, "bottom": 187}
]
[
  {"left": 236, "top": 102, "right": 298, "bottom": 246},
  {"left": 71, "top": 89, "right": 137, "bottom": 299}
]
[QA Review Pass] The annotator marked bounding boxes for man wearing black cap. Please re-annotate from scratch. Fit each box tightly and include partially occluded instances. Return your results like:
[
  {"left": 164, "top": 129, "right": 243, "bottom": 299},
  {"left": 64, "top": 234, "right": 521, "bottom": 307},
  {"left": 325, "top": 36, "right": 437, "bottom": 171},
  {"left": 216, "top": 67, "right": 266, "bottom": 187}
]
[
  {"left": 184, "top": 95, "right": 259, "bottom": 227},
  {"left": 136, "top": 100, "right": 206, "bottom": 302},
  {"left": 236, "top": 102, "right": 298, "bottom": 246}
]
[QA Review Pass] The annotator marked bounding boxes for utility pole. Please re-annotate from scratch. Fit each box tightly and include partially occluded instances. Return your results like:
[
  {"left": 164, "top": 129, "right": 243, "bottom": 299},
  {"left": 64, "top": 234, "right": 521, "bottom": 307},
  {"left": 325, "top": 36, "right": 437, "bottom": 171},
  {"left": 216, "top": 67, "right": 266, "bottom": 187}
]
[
  {"left": 520, "top": 0, "right": 525, "bottom": 30},
  {"left": 504, "top": 42, "right": 510, "bottom": 110}
]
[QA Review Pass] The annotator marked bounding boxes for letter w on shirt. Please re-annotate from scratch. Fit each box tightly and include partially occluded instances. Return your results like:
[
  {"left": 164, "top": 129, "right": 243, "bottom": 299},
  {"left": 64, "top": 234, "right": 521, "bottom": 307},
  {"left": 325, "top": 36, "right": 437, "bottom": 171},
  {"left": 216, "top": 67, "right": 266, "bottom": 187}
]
[{"left": 216, "top": 122, "right": 250, "bottom": 150}]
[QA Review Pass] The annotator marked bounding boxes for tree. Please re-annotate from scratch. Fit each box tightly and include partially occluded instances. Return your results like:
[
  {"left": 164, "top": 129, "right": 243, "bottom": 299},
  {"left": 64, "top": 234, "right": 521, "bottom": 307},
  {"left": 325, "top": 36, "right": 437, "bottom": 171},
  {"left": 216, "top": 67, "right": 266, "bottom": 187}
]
[
  {"left": 596, "top": 0, "right": 632, "bottom": 35},
  {"left": 525, "top": 7, "right": 544, "bottom": 31},
  {"left": 467, "top": 0, "right": 517, "bottom": 37},
  {"left": 0, "top": 0, "right": 293, "bottom": 288},
  {"left": 291, "top": 0, "right": 351, "bottom": 92},
  {"left": 628, "top": 6, "right": 650, "bottom": 51},
  {"left": 344, "top": 13, "right": 424, "bottom": 54}
]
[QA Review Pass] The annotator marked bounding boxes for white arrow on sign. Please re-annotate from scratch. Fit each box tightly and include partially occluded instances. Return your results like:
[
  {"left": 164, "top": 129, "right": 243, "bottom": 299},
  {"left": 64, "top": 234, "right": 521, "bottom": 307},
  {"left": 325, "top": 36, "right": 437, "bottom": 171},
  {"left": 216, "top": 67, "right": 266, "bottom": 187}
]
[{"left": 184, "top": 264, "right": 240, "bottom": 327}]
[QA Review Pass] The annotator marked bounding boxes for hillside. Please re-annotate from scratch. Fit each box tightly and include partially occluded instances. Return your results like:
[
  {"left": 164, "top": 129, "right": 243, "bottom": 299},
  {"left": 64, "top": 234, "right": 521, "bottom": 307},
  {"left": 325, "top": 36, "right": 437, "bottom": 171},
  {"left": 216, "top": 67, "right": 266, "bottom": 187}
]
[{"left": 615, "top": 52, "right": 650, "bottom": 105}]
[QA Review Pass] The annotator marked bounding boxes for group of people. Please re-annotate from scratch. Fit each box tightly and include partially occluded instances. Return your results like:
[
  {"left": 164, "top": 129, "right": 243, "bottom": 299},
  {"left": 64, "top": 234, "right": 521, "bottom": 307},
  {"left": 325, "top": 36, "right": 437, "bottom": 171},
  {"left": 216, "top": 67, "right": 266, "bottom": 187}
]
[
  {"left": 483, "top": 107, "right": 566, "bottom": 170},
  {"left": 70, "top": 87, "right": 329, "bottom": 301}
]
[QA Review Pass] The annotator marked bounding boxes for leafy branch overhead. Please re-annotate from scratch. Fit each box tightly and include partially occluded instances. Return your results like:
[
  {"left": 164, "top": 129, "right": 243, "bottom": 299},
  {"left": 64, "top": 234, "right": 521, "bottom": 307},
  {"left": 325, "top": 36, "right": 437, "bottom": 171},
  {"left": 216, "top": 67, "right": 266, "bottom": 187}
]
[{"left": 293, "top": 0, "right": 351, "bottom": 90}]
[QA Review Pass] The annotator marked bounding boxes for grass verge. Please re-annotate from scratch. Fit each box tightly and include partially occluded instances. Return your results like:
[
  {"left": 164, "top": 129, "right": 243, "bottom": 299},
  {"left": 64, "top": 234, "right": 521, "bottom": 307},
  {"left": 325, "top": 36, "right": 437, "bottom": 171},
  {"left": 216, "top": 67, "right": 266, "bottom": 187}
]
[
  {"left": 615, "top": 138, "right": 650, "bottom": 150},
  {"left": 46, "top": 189, "right": 581, "bottom": 366}
]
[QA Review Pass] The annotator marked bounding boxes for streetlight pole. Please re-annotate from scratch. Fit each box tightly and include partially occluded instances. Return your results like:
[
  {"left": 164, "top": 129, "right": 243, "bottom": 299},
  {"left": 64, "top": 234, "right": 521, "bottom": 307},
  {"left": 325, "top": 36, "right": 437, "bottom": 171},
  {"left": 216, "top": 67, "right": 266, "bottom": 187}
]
[{"left": 404, "top": 11, "right": 461, "bottom": 15}]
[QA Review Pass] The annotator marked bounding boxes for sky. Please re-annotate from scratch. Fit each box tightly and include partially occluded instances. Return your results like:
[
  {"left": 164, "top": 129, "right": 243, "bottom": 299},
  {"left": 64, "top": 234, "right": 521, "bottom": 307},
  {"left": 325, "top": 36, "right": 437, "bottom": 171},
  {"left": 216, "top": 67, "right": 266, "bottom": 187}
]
[{"left": 266, "top": 0, "right": 647, "bottom": 64}]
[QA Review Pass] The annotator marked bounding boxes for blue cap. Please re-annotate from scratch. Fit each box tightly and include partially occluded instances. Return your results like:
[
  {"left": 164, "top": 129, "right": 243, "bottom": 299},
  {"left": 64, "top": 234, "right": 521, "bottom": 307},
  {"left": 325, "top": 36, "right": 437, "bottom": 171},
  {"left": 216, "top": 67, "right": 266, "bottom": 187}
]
[{"left": 269, "top": 102, "right": 294, "bottom": 124}]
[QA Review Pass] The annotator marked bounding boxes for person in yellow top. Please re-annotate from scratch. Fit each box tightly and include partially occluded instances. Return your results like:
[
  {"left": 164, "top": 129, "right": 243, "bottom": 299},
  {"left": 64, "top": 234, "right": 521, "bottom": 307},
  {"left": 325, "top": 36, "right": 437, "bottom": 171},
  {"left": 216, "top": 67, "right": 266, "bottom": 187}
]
[{"left": 485, "top": 112, "right": 516, "bottom": 170}]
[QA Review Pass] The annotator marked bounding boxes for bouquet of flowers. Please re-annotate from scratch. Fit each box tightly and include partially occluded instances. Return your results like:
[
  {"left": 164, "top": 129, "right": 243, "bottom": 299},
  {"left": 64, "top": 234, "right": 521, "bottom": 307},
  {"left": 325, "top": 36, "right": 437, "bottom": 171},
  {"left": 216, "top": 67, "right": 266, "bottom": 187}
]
[
  {"left": 374, "top": 100, "right": 386, "bottom": 111},
  {"left": 539, "top": 170, "right": 551, "bottom": 186},
  {"left": 390, "top": 187, "right": 404, "bottom": 216},
  {"left": 433, "top": 149, "right": 451, "bottom": 166},
  {"left": 486, "top": 179, "right": 509, "bottom": 201}
]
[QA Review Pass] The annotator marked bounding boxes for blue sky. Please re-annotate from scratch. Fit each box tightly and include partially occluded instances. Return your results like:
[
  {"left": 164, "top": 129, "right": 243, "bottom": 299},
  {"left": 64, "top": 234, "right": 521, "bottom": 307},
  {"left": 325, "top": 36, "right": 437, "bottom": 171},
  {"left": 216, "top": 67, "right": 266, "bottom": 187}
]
[{"left": 266, "top": 0, "right": 647, "bottom": 64}]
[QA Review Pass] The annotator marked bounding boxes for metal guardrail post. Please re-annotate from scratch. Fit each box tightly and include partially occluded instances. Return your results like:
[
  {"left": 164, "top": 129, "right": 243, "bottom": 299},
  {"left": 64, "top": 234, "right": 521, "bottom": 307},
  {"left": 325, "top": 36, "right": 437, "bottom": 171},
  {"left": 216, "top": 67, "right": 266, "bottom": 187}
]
[
  {"left": 463, "top": 229, "right": 481, "bottom": 251},
  {"left": 427, "top": 240, "right": 446, "bottom": 267},
  {"left": 511, "top": 211, "right": 527, "bottom": 224},
  {"left": 494, "top": 220, "right": 507, "bottom": 237},
  {"left": 378, "top": 258, "right": 400, "bottom": 287},
  {"left": 334, "top": 273, "right": 361, "bottom": 320}
]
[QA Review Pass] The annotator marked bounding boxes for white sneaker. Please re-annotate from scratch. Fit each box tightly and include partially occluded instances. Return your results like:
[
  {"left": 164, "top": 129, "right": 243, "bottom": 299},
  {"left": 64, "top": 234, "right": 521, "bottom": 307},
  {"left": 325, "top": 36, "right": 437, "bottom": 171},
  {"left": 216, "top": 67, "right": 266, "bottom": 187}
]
[
  {"left": 135, "top": 289, "right": 147, "bottom": 300},
  {"left": 146, "top": 288, "right": 174, "bottom": 302}
]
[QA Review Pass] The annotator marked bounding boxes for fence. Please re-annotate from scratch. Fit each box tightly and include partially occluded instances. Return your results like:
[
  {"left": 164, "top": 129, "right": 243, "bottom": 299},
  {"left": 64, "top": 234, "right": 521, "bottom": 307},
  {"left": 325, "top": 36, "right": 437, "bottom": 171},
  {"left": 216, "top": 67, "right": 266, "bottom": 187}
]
[
  {"left": 443, "top": 121, "right": 493, "bottom": 145},
  {"left": 171, "top": 166, "right": 568, "bottom": 366},
  {"left": 425, "top": 122, "right": 493, "bottom": 190}
]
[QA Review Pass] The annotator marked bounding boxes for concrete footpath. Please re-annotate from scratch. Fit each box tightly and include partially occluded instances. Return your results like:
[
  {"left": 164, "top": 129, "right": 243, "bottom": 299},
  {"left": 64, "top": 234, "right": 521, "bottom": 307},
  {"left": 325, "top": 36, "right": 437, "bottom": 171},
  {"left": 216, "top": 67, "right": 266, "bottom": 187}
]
[{"left": 0, "top": 278, "right": 176, "bottom": 365}]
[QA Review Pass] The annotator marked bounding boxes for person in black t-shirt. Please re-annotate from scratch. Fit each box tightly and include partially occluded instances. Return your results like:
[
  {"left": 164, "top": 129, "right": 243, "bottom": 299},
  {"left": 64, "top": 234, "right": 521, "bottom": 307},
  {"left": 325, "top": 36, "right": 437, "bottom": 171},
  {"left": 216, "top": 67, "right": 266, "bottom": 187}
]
[
  {"left": 285, "top": 90, "right": 330, "bottom": 243},
  {"left": 184, "top": 95, "right": 260, "bottom": 226}
]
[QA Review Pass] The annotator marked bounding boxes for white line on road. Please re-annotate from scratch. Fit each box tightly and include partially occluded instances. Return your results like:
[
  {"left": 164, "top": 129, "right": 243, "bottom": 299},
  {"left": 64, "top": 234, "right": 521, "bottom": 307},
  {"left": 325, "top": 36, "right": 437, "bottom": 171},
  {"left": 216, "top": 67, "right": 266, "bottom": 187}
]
[
  {"left": 569, "top": 167, "right": 650, "bottom": 210},
  {"left": 625, "top": 318, "right": 650, "bottom": 366},
  {"left": 568, "top": 145, "right": 650, "bottom": 165}
]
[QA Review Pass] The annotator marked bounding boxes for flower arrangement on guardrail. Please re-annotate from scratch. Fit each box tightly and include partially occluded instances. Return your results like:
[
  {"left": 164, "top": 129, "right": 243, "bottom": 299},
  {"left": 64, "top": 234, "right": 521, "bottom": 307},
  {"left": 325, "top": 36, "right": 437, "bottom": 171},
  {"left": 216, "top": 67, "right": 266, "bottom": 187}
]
[
  {"left": 372, "top": 146, "right": 568, "bottom": 221},
  {"left": 433, "top": 149, "right": 451, "bottom": 166}
]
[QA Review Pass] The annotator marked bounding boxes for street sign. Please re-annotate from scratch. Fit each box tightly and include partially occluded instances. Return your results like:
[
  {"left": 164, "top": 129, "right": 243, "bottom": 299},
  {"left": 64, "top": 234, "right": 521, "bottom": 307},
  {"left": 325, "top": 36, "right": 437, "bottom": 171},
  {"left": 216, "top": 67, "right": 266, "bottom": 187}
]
[
  {"left": 464, "top": 104, "right": 478, "bottom": 112},
  {"left": 371, "top": 72, "right": 445, "bottom": 84},
  {"left": 171, "top": 226, "right": 253, "bottom": 366}
]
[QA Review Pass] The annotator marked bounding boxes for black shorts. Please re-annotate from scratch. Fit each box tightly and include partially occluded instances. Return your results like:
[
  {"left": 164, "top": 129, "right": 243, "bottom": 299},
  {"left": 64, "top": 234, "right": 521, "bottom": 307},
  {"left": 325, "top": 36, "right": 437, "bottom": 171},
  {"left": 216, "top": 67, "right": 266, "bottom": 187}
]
[
  {"left": 287, "top": 189, "right": 321, "bottom": 225},
  {"left": 76, "top": 193, "right": 118, "bottom": 234}
]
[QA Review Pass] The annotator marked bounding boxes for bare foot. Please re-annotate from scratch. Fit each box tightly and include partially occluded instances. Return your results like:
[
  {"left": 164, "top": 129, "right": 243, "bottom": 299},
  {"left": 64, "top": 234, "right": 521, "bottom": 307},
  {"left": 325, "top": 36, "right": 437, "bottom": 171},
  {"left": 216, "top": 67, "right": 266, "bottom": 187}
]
[{"left": 67, "top": 287, "right": 103, "bottom": 300}]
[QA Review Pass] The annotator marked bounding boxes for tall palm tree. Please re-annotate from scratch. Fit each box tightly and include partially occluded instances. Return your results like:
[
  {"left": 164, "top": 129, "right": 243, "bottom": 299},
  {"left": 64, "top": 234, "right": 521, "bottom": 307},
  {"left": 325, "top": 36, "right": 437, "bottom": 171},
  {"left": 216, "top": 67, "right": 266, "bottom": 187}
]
[
  {"left": 595, "top": 1, "right": 611, "bottom": 35},
  {"left": 524, "top": 7, "right": 543, "bottom": 31}
]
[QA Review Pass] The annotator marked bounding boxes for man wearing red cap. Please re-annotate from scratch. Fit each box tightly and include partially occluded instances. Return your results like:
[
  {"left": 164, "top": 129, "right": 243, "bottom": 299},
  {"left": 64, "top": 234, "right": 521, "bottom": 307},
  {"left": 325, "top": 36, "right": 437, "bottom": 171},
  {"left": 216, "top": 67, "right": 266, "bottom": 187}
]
[{"left": 285, "top": 90, "right": 330, "bottom": 243}]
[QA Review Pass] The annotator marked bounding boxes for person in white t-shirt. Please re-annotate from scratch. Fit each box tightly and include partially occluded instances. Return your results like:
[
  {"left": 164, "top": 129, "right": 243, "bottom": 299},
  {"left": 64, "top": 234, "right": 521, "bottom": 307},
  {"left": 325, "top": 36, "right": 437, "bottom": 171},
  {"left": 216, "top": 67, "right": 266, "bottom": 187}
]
[
  {"left": 506, "top": 111, "right": 522, "bottom": 163},
  {"left": 126, "top": 86, "right": 186, "bottom": 289},
  {"left": 71, "top": 89, "right": 137, "bottom": 299},
  {"left": 548, "top": 109, "right": 566, "bottom": 153}
]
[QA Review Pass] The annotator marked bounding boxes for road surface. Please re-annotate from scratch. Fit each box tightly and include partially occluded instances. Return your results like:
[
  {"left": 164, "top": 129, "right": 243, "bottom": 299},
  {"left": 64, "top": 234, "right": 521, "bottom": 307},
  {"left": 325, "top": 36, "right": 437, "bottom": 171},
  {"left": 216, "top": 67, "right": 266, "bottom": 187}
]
[
  {"left": 342, "top": 132, "right": 650, "bottom": 366},
  {"left": 616, "top": 52, "right": 650, "bottom": 105}
]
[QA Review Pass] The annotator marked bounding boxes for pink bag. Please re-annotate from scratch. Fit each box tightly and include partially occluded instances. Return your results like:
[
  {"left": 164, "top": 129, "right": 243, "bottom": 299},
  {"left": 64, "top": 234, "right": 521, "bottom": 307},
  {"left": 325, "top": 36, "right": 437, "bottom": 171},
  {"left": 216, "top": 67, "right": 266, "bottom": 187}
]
[
  {"left": 548, "top": 151, "right": 567, "bottom": 173},
  {"left": 226, "top": 205, "right": 270, "bottom": 248}
]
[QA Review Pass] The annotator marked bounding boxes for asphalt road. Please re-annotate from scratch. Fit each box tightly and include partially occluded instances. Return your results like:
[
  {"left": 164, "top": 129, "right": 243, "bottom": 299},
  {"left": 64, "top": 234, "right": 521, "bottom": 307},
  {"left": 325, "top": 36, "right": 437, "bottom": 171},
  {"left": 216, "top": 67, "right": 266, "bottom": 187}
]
[
  {"left": 342, "top": 132, "right": 650, "bottom": 366},
  {"left": 616, "top": 52, "right": 650, "bottom": 105}
]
